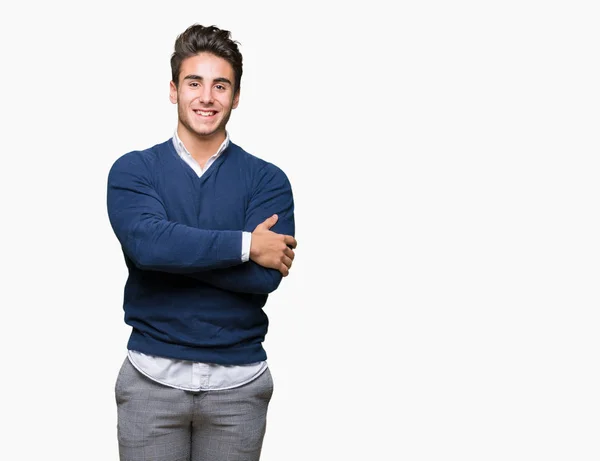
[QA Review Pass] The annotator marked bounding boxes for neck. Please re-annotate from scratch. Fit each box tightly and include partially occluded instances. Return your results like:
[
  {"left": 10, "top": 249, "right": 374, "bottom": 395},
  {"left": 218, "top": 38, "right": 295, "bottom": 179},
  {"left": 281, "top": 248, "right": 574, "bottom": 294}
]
[{"left": 177, "top": 123, "right": 226, "bottom": 164}]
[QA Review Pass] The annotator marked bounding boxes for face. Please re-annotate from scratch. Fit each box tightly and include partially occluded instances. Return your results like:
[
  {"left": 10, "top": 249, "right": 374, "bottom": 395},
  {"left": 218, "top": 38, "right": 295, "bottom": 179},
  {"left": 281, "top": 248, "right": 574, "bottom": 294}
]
[{"left": 170, "top": 52, "right": 239, "bottom": 141}]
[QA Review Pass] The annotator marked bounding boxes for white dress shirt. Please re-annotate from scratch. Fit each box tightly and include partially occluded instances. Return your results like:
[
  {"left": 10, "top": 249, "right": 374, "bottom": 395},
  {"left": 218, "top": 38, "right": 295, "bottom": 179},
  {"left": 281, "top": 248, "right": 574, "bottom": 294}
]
[{"left": 127, "top": 130, "right": 266, "bottom": 391}]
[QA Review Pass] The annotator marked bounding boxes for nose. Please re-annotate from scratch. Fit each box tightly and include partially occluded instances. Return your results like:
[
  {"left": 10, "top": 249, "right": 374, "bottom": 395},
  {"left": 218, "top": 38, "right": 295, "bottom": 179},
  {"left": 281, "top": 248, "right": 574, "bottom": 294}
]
[{"left": 198, "top": 86, "right": 214, "bottom": 104}]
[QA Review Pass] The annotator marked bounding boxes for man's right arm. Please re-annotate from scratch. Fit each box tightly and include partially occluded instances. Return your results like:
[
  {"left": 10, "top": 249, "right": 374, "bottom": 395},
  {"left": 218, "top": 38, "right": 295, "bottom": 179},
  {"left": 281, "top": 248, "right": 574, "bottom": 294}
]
[{"left": 107, "top": 153, "right": 244, "bottom": 272}]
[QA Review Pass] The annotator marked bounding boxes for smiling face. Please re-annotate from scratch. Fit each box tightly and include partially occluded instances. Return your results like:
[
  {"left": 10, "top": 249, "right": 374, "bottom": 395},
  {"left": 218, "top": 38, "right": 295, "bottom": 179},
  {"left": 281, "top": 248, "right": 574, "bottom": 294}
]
[{"left": 169, "top": 52, "right": 239, "bottom": 144}]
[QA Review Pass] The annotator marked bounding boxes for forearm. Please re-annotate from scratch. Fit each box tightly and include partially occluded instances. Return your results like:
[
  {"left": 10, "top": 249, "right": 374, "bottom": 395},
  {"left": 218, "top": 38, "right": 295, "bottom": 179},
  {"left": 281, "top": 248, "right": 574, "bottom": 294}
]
[
  {"left": 121, "top": 218, "right": 244, "bottom": 272},
  {"left": 184, "top": 231, "right": 282, "bottom": 293},
  {"left": 186, "top": 262, "right": 282, "bottom": 294}
]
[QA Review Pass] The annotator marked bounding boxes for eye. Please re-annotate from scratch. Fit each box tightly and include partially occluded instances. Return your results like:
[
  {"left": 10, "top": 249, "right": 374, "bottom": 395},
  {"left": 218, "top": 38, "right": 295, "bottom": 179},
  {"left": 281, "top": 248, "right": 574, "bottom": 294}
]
[
  {"left": 189, "top": 82, "right": 200, "bottom": 88},
  {"left": 215, "top": 84, "right": 226, "bottom": 91}
]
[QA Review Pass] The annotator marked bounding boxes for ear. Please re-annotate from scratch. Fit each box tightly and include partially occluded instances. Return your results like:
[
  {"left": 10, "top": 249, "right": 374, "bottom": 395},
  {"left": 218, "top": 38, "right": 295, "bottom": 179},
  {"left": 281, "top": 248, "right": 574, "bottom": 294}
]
[
  {"left": 169, "top": 81, "right": 178, "bottom": 104},
  {"left": 232, "top": 90, "right": 240, "bottom": 109}
]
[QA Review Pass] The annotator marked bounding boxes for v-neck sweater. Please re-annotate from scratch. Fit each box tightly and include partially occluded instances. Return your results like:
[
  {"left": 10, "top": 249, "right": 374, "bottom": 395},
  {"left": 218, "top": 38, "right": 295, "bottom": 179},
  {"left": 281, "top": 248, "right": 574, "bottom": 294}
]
[{"left": 107, "top": 138, "right": 295, "bottom": 364}]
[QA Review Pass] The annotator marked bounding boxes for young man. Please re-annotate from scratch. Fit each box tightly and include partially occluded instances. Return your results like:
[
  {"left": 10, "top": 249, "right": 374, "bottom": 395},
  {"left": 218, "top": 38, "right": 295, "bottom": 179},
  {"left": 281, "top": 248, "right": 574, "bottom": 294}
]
[{"left": 107, "top": 24, "right": 296, "bottom": 461}]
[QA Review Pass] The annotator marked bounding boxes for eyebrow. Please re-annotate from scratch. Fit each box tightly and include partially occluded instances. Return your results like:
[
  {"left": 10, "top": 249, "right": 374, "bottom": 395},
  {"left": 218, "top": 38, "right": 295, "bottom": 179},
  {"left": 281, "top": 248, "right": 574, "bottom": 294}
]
[{"left": 183, "top": 75, "right": 233, "bottom": 86}]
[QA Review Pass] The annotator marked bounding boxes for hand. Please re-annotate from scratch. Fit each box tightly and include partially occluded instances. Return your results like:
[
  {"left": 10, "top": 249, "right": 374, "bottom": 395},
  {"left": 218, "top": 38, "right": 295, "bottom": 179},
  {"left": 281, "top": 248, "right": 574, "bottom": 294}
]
[{"left": 250, "top": 214, "right": 297, "bottom": 276}]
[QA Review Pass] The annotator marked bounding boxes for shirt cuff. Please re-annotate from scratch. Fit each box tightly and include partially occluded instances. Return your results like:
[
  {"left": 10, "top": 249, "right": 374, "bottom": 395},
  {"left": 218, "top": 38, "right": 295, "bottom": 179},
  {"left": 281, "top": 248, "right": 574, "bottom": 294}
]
[{"left": 241, "top": 231, "right": 252, "bottom": 262}]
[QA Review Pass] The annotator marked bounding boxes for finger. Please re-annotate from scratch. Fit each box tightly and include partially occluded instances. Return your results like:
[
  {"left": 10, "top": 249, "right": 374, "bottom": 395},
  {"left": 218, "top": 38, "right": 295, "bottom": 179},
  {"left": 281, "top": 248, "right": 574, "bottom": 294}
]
[
  {"left": 284, "top": 235, "right": 297, "bottom": 249},
  {"left": 284, "top": 247, "right": 295, "bottom": 261},
  {"left": 281, "top": 255, "right": 293, "bottom": 269},
  {"left": 278, "top": 263, "right": 289, "bottom": 277}
]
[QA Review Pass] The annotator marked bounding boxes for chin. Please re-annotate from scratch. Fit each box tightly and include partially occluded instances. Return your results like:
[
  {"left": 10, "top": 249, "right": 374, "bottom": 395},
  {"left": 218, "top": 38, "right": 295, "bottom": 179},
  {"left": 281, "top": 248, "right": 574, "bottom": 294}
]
[
  {"left": 193, "top": 120, "right": 222, "bottom": 134},
  {"left": 193, "top": 127, "right": 220, "bottom": 138}
]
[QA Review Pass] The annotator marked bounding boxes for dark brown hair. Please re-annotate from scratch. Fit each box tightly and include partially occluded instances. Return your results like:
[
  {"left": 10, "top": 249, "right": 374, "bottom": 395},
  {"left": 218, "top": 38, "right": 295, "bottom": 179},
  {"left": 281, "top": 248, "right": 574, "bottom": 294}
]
[{"left": 170, "top": 24, "right": 243, "bottom": 92}]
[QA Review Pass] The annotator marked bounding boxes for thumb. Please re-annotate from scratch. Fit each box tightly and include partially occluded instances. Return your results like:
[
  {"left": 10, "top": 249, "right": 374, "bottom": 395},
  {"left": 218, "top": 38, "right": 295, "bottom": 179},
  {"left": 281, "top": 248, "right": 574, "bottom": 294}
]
[
  {"left": 264, "top": 214, "right": 278, "bottom": 230},
  {"left": 257, "top": 214, "right": 278, "bottom": 231}
]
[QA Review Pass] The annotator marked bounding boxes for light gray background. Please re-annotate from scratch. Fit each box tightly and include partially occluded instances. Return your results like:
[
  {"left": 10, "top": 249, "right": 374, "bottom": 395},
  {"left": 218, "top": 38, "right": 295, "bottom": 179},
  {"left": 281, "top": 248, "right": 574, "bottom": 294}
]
[{"left": 1, "top": 1, "right": 599, "bottom": 460}]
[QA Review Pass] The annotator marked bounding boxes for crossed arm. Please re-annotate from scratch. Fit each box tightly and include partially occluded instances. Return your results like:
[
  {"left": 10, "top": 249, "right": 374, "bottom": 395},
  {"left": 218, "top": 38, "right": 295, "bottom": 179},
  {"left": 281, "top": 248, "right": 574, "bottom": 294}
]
[
  {"left": 107, "top": 154, "right": 296, "bottom": 294},
  {"left": 186, "top": 213, "right": 295, "bottom": 294}
]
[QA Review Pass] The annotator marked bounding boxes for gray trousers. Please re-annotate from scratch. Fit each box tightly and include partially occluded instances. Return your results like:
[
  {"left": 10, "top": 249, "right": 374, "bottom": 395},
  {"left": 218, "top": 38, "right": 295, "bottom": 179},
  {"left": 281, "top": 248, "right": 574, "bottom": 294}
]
[{"left": 115, "top": 358, "right": 274, "bottom": 461}]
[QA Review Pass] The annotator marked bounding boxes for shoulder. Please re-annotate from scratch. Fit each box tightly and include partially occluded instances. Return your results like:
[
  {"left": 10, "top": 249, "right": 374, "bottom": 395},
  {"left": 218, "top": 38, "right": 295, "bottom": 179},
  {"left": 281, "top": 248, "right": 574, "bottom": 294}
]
[
  {"left": 228, "top": 142, "right": 291, "bottom": 185},
  {"left": 109, "top": 139, "right": 173, "bottom": 177}
]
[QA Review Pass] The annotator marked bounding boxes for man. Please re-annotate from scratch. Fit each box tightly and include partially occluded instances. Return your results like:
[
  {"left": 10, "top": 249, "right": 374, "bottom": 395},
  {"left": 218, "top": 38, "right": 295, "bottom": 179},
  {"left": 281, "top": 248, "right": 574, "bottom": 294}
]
[{"left": 107, "top": 24, "right": 296, "bottom": 461}]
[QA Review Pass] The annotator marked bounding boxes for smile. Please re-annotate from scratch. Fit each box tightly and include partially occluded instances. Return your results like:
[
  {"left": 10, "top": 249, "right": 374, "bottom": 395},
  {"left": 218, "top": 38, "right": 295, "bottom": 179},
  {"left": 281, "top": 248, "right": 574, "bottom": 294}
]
[{"left": 194, "top": 110, "right": 217, "bottom": 117}]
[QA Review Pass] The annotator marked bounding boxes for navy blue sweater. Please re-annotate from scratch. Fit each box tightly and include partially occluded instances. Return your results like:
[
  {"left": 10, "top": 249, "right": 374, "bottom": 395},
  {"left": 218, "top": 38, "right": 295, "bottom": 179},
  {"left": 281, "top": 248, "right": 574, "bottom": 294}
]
[{"left": 107, "top": 139, "right": 295, "bottom": 364}]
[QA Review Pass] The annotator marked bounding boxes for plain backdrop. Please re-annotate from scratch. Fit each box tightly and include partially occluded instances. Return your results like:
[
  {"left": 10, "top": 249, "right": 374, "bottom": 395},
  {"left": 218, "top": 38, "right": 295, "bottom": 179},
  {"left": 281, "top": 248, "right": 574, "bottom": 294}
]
[{"left": 1, "top": 1, "right": 599, "bottom": 460}]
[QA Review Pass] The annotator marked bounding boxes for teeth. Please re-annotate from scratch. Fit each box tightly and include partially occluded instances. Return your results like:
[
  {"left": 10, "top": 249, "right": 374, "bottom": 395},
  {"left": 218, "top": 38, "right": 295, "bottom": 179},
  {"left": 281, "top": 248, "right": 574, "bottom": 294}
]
[{"left": 195, "top": 110, "right": 215, "bottom": 116}]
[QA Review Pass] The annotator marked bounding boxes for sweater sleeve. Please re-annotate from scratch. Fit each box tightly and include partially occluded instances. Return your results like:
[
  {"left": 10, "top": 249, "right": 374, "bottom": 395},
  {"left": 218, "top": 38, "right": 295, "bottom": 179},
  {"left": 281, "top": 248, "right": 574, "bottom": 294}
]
[
  {"left": 107, "top": 153, "right": 243, "bottom": 272},
  {"left": 186, "top": 163, "right": 295, "bottom": 294}
]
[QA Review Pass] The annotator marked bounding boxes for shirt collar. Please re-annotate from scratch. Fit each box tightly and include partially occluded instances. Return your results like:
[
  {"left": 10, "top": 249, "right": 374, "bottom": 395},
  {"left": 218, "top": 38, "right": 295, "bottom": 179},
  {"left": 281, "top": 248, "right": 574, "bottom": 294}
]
[{"left": 172, "top": 130, "right": 230, "bottom": 160}]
